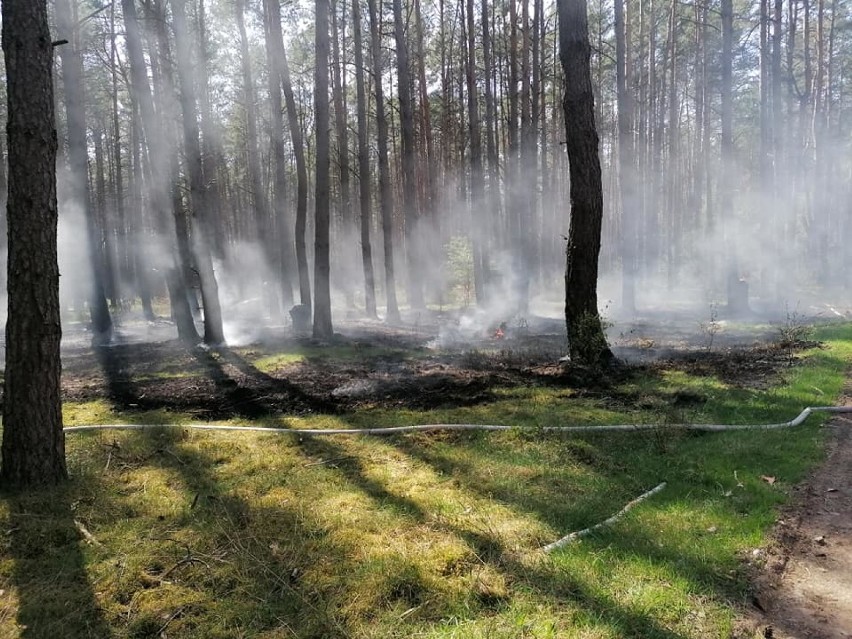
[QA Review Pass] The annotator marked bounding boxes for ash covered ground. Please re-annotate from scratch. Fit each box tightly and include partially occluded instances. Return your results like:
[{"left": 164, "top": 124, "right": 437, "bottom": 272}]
[{"left": 31, "top": 301, "right": 846, "bottom": 421}]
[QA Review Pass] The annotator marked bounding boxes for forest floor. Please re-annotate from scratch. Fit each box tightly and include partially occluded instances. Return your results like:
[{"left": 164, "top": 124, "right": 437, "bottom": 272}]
[
  {"left": 57, "top": 310, "right": 810, "bottom": 419},
  {"left": 2, "top": 308, "right": 852, "bottom": 638}
]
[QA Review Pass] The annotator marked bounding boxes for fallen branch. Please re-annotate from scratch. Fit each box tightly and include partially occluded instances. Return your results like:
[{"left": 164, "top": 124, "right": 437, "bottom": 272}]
[
  {"left": 303, "top": 455, "right": 355, "bottom": 467},
  {"left": 160, "top": 556, "right": 210, "bottom": 580},
  {"left": 74, "top": 519, "right": 102, "bottom": 547},
  {"left": 62, "top": 405, "right": 852, "bottom": 437},
  {"left": 541, "top": 482, "right": 667, "bottom": 553}
]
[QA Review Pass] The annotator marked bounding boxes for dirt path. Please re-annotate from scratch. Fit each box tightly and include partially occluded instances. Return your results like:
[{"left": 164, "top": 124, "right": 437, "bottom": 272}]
[{"left": 748, "top": 407, "right": 852, "bottom": 638}]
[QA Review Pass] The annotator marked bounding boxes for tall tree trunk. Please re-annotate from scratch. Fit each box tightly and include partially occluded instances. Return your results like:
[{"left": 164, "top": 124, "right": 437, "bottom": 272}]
[
  {"left": 414, "top": 0, "right": 437, "bottom": 297},
  {"left": 263, "top": 0, "right": 299, "bottom": 309},
  {"left": 331, "top": 0, "right": 354, "bottom": 308},
  {"left": 197, "top": 0, "right": 228, "bottom": 262},
  {"left": 393, "top": 0, "right": 424, "bottom": 309},
  {"left": 466, "top": 0, "right": 486, "bottom": 305},
  {"left": 236, "top": 0, "right": 278, "bottom": 312},
  {"left": 110, "top": 0, "right": 131, "bottom": 306},
  {"left": 614, "top": 0, "right": 637, "bottom": 314},
  {"left": 720, "top": 0, "right": 746, "bottom": 313},
  {"left": 352, "top": 0, "right": 377, "bottom": 317},
  {"left": 508, "top": 0, "right": 521, "bottom": 304},
  {"left": 760, "top": 0, "right": 771, "bottom": 186},
  {"left": 558, "top": 0, "right": 613, "bottom": 366},
  {"left": 482, "top": 0, "right": 500, "bottom": 282},
  {"left": 93, "top": 126, "right": 119, "bottom": 309},
  {"left": 519, "top": 0, "right": 533, "bottom": 311},
  {"left": 55, "top": 0, "right": 113, "bottom": 341},
  {"left": 665, "top": 0, "right": 679, "bottom": 288},
  {"left": 276, "top": 16, "right": 312, "bottom": 311},
  {"left": 771, "top": 0, "right": 784, "bottom": 296},
  {"left": 368, "top": 0, "right": 401, "bottom": 322},
  {"left": 172, "top": 0, "right": 226, "bottom": 345},
  {"left": 531, "top": 0, "right": 543, "bottom": 288},
  {"left": 121, "top": 0, "right": 198, "bottom": 341},
  {"left": 1, "top": 0, "right": 67, "bottom": 485},
  {"left": 128, "top": 95, "right": 156, "bottom": 320},
  {"left": 314, "top": 0, "right": 334, "bottom": 338}
]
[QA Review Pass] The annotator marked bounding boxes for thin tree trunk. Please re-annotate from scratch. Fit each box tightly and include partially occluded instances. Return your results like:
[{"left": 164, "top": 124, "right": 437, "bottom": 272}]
[
  {"left": 414, "top": 0, "right": 436, "bottom": 272},
  {"left": 263, "top": 0, "right": 300, "bottom": 310},
  {"left": 466, "top": 0, "right": 486, "bottom": 306},
  {"left": 368, "top": 0, "right": 400, "bottom": 322},
  {"left": 314, "top": 0, "right": 334, "bottom": 338},
  {"left": 172, "top": 0, "right": 226, "bottom": 345},
  {"left": 352, "top": 0, "right": 377, "bottom": 317},
  {"left": 110, "top": 0, "right": 130, "bottom": 305},
  {"left": 331, "top": 0, "right": 355, "bottom": 309},
  {"left": 93, "top": 126, "right": 119, "bottom": 309},
  {"left": 55, "top": 0, "right": 113, "bottom": 341},
  {"left": 269, "top": 6, "right": 311, "bottom": 311},
  {"left": 393, "top": 0, "right": 424, "bottom": 309},
  {"left": 236, "top": 0, "right": 278, "bottom": 313},
  {"left": 720, "top": 0, "right": 746, "bottom": 313},
  {"left": 614, "top": 0, "right": 637, "bottom": 314},
  {"left": 121, "top": 0, "right": 198, "bottom": 341},
  {"left": 197, "top": 0, "right": 226, "bottom": 261}
]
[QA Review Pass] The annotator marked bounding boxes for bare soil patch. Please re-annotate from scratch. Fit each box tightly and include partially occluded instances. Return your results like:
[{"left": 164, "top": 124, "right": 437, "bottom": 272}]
[{"left": 745, "top": 407, "right": 852, "bottom": 639}]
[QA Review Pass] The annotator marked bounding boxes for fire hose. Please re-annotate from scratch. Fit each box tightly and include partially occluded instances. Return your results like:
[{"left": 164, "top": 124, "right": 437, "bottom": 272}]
[
  {"left": 63, "top": 405, "right": 852, "bottom": 436},
  {"left": 63, "top": 407, "right": 852, "bottom": 552}
]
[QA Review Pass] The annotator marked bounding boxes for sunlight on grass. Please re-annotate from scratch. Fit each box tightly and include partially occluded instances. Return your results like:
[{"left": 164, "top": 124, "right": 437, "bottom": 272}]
[
  {"left": 248, "top": 351, "right": 306, "bottom": 373},
  {"left": 1, "top": 323, "right": 851, "bottom": 637}
]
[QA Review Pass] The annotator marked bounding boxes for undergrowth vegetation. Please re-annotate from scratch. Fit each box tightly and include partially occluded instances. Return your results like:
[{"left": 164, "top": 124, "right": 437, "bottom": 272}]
[{"left": 2, "top": 324, "right": 852, "bottom": 638}]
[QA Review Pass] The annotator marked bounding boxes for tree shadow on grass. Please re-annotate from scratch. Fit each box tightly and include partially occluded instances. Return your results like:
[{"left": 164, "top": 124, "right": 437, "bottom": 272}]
[
  {"left": 1, "top": 482, "right": 113, "bottom": 639},
  {"left": 194, "top": 346, "right": 335, "bottom": 416},
  {"left": 291, "top": 435, "right": 689, "bottom": 638},
  {"left": 386, "top": 431, "right": 758, "bottom": 612},
  {"left": 92, "top": 343, "right": 333, "bottom": 420},
  {"left": 123, "top": 426, "right": 355, "bottom": 638}
]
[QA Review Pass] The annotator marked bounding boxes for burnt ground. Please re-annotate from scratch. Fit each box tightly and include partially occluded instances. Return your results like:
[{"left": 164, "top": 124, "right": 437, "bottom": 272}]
[{"left": 45, "top": 310, "right": 817, "bottom": 421}]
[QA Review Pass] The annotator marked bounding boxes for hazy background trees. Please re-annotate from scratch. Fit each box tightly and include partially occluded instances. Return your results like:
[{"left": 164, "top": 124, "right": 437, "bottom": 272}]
[{"left": 0, "top": 0, "right": 850, "bottom": 344}]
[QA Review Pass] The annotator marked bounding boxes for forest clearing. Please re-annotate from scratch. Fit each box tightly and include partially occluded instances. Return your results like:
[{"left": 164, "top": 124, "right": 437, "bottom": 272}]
[{"left": 2, "top": 311, "right": 852, "bottom": 638}]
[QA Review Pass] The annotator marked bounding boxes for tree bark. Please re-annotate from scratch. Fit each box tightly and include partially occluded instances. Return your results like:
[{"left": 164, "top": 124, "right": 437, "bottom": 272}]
[
  {"left": 393, "top": 0, "right": 424, "bottom": 309},
  {"left": 172, "top": 0, "right": 226, "bottom": 345},
  {"left": 263, "top": 0, "right": 299, "bottom": 310},
  {"left": 275, "top": 11, "right": 312, "bottom": 311},
  {"left": 558, "top": 0, "right": 613, "bottom": 365},
  {"left": 331, "top": 0, "right": 354, "bottom": 308},
  {"left": 614, "top": 0, "right": 637, "bottom": 315},
  {"left": 352, "top": 0, "right": 377, "bottom": 318},
  {"left": 720, "top": 0, "right": 747, "bottom": 313},
  {"left": 314, "top": 0, "right": 334, "bottom": 338},
  {"left": 197, "top": 0, "right": 227, "bottom": 262},
  {"left": 1, "top": 0, "right": 67, "bottom": 485},
  {"left": 466, "top": 0, "right": 486, "bottom": 306},
  {"left": 368, "top": 0, "right": 401, "bottom": 322}
]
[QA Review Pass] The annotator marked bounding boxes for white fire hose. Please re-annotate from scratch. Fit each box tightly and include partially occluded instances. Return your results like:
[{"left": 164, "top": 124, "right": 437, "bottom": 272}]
[
  {"left": 63, "top": 406, "right": 852, "bottom": 552},
  {"left": 63, "top": 405, "right": 852, "bottom": 436}
]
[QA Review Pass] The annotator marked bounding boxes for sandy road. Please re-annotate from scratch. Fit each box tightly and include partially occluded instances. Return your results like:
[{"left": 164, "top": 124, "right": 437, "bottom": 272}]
[{"left": 749, "top": 408, "right": 852, "bottom": 638}]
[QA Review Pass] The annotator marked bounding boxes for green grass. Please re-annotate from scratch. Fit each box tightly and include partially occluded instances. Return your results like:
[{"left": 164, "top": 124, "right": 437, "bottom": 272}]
[
  {"left": 2, "top": 324, "right": 851, "bottom": 638},
  {"left": 239, "top": 342, "right": 430, "bottom": 374}
]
